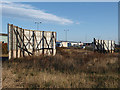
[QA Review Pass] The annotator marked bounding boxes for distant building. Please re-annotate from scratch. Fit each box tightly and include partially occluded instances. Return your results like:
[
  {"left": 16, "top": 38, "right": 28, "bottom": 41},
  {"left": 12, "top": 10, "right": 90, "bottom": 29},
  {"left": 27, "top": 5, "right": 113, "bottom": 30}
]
[
  {"left": 61, "top": 41, "right": 71, "bottom": 47},
  {"left": 83, "top": 42, "right": 93, "bottom": 46},
  {"left": 56, "top": 40, "right": 83, "bottom": 47},
  {"left": 69, "top": 41, "right": 83, "bottom": 47},
  {"left": 56, "top": 41, "right": 61, "bottom": 47},
  {"left": 56, "top": 41, "right": 70, "bottom": 47},
  {"left": 0, "top": 33, "right": 8, "bottom": 43}
]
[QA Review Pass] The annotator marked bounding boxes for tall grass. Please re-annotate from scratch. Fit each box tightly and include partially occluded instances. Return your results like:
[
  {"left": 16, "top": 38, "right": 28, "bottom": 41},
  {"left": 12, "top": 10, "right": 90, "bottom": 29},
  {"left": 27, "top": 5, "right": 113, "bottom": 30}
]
[
  {"left": 0, "top": 43, "right": 8, "bottom": 55},
  {"left": 2, "top": 47, "right": 119, "bottom": 88}
]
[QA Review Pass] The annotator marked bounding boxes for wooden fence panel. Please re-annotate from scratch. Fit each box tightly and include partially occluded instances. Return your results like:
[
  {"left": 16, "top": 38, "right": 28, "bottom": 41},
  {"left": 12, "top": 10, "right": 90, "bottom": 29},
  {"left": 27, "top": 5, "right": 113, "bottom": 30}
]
[
  {"left": 8, "top": 24, "right": 56, "bottom": 59},
  {"left": 93, "top": 38, "right": 115, "bottom": 53}
]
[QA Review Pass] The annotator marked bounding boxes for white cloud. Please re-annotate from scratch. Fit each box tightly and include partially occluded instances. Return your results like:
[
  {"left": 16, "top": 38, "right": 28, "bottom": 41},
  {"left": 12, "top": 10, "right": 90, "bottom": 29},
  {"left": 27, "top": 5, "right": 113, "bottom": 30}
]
[{"left": 1, "top": 2, "right": 73, "bottom": 24}]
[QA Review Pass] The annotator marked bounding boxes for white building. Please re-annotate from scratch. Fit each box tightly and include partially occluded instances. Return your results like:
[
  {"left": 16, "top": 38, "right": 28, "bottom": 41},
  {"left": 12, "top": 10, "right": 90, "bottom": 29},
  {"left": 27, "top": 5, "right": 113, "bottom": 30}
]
[
  {"left": 70, "top": 42, "right": 83, "bottom": 47},
  {"left": 56, "top": 41, "right": 83, "bottom": 47},
  {"left": 56, "top": 41, "right": 70, "bottom": 47},
  {"left": 61, "top": 41, "right": 70, "bottom": 47}
]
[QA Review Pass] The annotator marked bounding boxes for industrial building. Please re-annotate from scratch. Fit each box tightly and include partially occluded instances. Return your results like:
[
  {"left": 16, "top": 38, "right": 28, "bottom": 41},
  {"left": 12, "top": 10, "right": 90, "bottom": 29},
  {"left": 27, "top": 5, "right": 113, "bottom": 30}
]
[
  {"left": 70, "top": 41, "right": 83, "bottom": 47},
  {"left": 56, "top": 41, "right": 83, "bottom": 47},
  {"left": 83, "top": 42, "right": 93, "bottom": 46},
  {"left": 56, "top": 41, "right": 70, "bottom": 47}
]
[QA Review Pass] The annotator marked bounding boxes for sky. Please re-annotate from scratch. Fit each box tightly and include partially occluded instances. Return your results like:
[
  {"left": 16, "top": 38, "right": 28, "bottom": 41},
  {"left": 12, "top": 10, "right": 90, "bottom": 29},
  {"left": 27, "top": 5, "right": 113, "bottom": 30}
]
[
  {"left": 1, "top": 0, "right": 120, "bottom": 2},
  {"left": 1, "top": 2, "right": 118, "bottom": 43}
]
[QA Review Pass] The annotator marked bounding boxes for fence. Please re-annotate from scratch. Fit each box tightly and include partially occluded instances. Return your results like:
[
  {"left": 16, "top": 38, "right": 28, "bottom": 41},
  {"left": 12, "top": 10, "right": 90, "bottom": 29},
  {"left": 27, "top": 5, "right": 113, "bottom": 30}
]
[
  {"left": 93, "top": 38, "right": 115, "bottom": 53},
  {"left": 8, "top": 24, "right": 56, "bottom": 59}
]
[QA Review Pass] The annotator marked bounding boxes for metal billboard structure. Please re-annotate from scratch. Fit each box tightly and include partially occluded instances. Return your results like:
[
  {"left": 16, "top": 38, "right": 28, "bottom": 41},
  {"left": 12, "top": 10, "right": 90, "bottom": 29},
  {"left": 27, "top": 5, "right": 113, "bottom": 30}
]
[
  {"left": 8, "top": 24, "right": 56, "bottom": 59},
  {"left": 93, "top": 38, "right": 115, "bottom": 53}
]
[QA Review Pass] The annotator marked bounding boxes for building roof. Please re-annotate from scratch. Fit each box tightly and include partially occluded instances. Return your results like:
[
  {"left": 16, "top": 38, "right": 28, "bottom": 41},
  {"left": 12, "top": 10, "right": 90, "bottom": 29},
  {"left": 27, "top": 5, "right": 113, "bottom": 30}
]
[
  {"left": 57, "top": 40, "right": 81, "bottom": 43},
  {"left": 0, "top": 33, "right": 8, "bottom": 36}
]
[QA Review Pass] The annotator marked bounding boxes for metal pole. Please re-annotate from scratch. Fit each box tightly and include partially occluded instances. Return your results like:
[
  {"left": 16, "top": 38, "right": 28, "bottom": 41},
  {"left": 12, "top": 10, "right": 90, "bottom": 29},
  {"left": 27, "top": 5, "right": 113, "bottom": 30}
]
[
  {"left": 35, "top": 22, "right": 42, "bottom": 30},
  {"left": 64, "top": 29, "right": 69, "bottom": 41},
  {"left": 37, "top": 23, "right": 38, "bottom": 30},
  {"left": 66, "top": 31, "right": 67, "bottom": 41}
]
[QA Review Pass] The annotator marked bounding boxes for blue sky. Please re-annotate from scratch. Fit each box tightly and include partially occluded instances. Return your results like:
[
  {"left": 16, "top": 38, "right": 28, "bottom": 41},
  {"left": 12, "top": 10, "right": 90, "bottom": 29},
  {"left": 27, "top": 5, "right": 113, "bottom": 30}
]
[{"left": 2, "top": 2, "right": 118, "bottom": 43}]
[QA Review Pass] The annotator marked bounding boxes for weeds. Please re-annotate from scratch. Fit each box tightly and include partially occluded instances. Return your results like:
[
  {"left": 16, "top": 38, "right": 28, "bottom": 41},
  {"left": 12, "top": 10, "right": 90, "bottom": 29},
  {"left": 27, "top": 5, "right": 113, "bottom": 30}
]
[{"left": 2, "top": 48, "right": 119, "bottom": 88}]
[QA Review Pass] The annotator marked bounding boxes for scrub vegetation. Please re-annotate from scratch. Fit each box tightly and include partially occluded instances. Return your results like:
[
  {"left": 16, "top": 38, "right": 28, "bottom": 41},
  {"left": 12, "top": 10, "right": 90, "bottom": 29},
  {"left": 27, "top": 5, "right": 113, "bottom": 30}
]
[{"left": 2, "top": 47, "right": 120, "bottom": 88}]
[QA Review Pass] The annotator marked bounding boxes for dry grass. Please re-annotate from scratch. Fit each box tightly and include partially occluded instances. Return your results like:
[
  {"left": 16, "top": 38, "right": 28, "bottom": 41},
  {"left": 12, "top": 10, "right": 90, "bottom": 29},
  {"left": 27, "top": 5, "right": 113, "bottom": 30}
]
[
  {"left": 2, "top": 47, "right": 120, "bottom": 88},
  {"left": 0, "top": 43, "right": 8, "bottom": 55}
]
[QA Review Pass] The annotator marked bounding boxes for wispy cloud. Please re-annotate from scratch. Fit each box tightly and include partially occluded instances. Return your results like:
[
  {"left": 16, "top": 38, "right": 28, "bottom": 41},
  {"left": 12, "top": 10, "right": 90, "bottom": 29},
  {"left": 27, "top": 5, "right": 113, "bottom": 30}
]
[
  {"left": 75, "top": 21, "right": 84, "bottom": 25},
  {"left": 1, "top": 2, "right": 73, "bottom": 24},
  {"left": 75, "top": 22, "right": 80, "bottom": 25}
]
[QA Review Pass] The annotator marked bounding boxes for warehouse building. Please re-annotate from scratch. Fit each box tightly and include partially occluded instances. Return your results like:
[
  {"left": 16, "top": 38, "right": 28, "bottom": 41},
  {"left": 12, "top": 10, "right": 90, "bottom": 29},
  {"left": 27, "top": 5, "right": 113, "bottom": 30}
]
[
  {"left": 56, "top": 41, "right": 83, "bottom": 47},
  {"left": 70, "top": 41, "right": 83, "bottom": 47},
  {"left": 56, "top": 41, "right": 71, "bottom": 47}
]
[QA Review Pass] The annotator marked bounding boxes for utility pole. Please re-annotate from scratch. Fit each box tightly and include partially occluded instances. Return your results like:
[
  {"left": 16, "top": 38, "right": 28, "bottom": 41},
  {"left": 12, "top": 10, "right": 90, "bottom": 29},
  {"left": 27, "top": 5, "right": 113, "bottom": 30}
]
[
  {"left": 64, "top": 29, "right": 69, "bottom": 41},
  {"left": 35, "top": 22, "right": 42, "bottom": 30},
  {"left": 85, "top": 33, "right": 87, "bottom": 42}
]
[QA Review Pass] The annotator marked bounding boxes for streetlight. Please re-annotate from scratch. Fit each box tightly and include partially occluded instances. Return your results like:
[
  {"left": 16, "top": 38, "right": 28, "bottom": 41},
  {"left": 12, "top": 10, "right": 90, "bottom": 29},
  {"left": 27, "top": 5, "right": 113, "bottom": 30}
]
[
  {"left": 35, "top": 22, "right": 42, "bottom": 30},
  {"left": 64, "top": 29, "right": 69, "bottom": 41}
]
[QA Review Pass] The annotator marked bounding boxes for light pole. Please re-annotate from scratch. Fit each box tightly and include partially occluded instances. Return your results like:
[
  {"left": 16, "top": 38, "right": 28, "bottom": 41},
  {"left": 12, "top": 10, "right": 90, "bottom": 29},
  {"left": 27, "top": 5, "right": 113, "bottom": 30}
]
[
  {"left": 35, "top": 22, "right": 42, "bottom": 30},
  {"left": 64, "top": 29, "right": 69, "bottom": 41}
]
